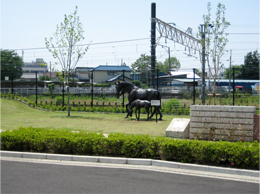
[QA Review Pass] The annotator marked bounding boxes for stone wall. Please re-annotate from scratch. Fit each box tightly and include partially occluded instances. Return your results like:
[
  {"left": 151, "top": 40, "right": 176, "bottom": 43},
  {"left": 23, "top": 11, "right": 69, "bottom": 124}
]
[{"left": 190, "top": 105, "right": 256, "bottom": 142}]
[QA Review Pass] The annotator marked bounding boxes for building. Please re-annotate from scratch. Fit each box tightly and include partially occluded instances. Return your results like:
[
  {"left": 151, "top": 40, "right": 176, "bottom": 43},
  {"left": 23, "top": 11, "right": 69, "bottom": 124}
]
[
  {"left": 214, "top": 79, "right": 260, "bottom": 93},
  {"left": 75, "top": 67, "right": 94, "bottom": 82},
  {"left": 21, "top": 58, "right": 48, "bottom": 81},
  {"left": 91, "top": 65, "right": 132, "bottom": 84},
  {"left": 159, "top": 71, "right": 201, "bottom": 86}
]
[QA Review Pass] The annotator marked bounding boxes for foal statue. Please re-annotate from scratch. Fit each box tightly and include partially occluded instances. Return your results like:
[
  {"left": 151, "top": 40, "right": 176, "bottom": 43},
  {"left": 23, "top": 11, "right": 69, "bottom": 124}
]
[{"left": 128, "top": 99, "right": 152, "bottom": 121}]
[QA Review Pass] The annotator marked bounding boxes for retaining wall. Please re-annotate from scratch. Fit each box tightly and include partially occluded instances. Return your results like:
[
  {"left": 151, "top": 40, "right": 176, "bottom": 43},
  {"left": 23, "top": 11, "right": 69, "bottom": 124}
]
[
  {"left": 254, "top": 114, "right": 259, "bottom": 142},
  {"left": 190, "top": 105, "right": 256, "bottom": 142}
]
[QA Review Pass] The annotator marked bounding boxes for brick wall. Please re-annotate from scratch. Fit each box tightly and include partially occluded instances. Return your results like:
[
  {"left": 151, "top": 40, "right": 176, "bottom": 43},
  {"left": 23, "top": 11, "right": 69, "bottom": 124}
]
[
  {"left": 190, "top": 105, "right": 256, "bottom": 142},
  {"left": 254, "top": 114, "right": 259, "bottom": 142}
]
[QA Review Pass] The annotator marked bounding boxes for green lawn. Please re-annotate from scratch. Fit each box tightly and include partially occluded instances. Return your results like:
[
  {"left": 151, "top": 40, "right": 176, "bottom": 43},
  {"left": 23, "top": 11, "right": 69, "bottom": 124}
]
[{"left": 1, "top": 98, "right": 190, "bottom": 136}]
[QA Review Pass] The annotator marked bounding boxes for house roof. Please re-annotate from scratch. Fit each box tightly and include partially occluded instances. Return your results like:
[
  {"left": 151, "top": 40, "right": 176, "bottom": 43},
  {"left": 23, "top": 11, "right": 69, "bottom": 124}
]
[
  {"left": 75, "top": 67, "right": 95, "bottom": 72},
  {"left": 169, "top": 71, "right": 200, "bottom": 79},
  {"left": 106, "top": 74, "right": 132, "bottom": 82},
  {"left": 175, "top": 78, "right": 200, "bottom": 83},
  {"left": 93, "top": 65, "right": 132, "bottom": 71}
]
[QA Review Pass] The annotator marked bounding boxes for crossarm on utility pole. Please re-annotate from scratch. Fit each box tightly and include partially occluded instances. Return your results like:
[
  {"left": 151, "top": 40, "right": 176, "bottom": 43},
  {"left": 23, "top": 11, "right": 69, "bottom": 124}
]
[{"left": 154, "top": 18, "right": 202, "bottom": 59}]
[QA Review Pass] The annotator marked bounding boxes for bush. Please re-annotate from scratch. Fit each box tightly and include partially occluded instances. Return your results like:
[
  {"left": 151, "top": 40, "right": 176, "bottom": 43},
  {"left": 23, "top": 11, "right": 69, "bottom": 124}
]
[
  {"left": 1, "top": 127, "right": 259, "bottom": 170},
  {"left": 183, "top": 107, "right": 190, "bottom": 115},
  {"left": 177, "top": 108, "right": 182, "bottom": 115},
  {"left": 55, "top": 96, "right": 63, "bottom": 105},
  {"left": 162, "top": 98, "right": 181, "bottom": 114},
  {"left": 171, "top": 107, "right": 176, "bottom": 114},
  {"left": 131, "top": 80, "right": 141, "bottom": 87}
]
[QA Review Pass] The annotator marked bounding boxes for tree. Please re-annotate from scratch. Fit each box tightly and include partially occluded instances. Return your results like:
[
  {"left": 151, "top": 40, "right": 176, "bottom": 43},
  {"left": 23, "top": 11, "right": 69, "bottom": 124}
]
[
  {"left": 131, "top": 54, "right": 151, "bottom": 73},
  {"left": 48, "top": 83, "right": 56, "bottom": 98},
  {"left": 157, "top": 57, "right": 181, "bottom": 73},
  {"left": 238, "top": 50, "right": 259, "bottom": 80},
  {"left": 223, "top": 65, "right": 241, "bottom": 79},
  {"left": 131, "top": 54, "right": 151, "bottom": 85},
  {"left": 39, "top": 75, "right": 51, "bottom": 81},
  {"left": 200, "top": 2, "right": 230, "bottom": 104},
  {"left": 1, "top": 50, "right": 23, "bottom": 80},
  {"left": 45, "top": 6, "right": 89, "bottom": 116},
  {"left": 196, "top": 69, "right": 202, "bottom": 77}
]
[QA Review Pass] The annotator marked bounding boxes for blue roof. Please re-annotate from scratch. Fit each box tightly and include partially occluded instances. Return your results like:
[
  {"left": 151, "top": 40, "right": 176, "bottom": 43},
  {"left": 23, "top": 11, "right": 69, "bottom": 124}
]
[
  {"left": 93, "top": 65, "right": 132, "bottom": 71},
  {"left": 211, "top": 79, "right": 260, "bottom": 83}
]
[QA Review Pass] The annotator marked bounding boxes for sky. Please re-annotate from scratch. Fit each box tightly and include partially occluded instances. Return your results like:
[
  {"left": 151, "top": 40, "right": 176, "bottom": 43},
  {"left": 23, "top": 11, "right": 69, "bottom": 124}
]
[{"left": 1, "top": 0, "right": 259, "bottom": 72}]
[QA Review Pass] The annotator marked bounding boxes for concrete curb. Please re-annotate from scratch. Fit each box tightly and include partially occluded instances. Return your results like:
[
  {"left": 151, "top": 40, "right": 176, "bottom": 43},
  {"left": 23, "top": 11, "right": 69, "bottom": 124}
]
[{"left": 1, "top": 150, "right": 259, "bottom": 177}]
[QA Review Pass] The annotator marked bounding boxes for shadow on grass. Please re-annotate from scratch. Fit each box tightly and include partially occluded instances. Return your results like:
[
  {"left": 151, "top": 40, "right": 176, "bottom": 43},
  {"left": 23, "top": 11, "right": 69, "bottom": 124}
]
[{"left": 50, "top": 116, "right": 104, "bottom": 120}]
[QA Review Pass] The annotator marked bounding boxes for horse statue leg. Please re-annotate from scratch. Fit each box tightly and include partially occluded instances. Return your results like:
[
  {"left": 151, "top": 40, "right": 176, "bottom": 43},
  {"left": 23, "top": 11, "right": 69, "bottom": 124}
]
[
  {"left": 150, "top": 107, "right": 156, "bottom": 118},
  {"left": 146, "top": 107, "right": 149, "bottom": 121},
  {"left": 124, "top": 103, "right": 129, "bottom": 118},
  {"left": 137, "top": 108, "right": 140, "bottom": 121},
  {"left": 158, "top": 108, "right": 163, "bottom": 120}
]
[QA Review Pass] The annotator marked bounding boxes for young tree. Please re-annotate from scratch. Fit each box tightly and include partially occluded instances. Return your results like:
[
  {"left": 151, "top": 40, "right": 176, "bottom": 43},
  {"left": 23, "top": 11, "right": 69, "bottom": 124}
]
[
  {"left": 1, "top": 50, "right": 23, "bottom": 80},
  {"left": 201, "top": 2, "right": 230, "bottom": 104},
  {"left": 45, "top": 6, "right": 89, "bottom": 116}
]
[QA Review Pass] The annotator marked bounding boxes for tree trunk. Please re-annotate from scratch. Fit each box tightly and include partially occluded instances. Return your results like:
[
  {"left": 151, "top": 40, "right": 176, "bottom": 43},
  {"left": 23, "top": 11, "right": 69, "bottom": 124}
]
[{"left": 213, "top": 77, "right": 216, "bottom": 105}]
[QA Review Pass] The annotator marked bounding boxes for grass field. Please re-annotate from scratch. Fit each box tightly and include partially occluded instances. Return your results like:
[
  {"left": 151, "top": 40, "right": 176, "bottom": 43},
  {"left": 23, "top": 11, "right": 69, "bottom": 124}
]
[{"left": 1, "top": 98, "right": 190, "bottom": 136}]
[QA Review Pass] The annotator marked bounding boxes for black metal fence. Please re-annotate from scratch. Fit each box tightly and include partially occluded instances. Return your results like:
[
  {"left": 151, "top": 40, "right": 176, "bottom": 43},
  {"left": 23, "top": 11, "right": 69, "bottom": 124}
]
[{"left": 1, "top": 70, "right": 258, "bottom": 107}]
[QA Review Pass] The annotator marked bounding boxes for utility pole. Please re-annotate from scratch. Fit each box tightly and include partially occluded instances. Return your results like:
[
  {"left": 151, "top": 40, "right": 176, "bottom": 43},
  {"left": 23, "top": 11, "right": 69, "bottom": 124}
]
[
  {"left": 168, "top": 47, "right": 171, "bottom": 71},
  {"left": 151, "top": 3, "right": 156, "bottom": 89},
  {"left": 50, "top": 61, "right": 52, "bottom": 78}
]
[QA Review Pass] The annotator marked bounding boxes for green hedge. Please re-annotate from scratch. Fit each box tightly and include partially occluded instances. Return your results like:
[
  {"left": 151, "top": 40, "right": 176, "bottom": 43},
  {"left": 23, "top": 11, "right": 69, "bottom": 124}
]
[{"left": 1, "top": 127, "right": 259, "bottom": 170}]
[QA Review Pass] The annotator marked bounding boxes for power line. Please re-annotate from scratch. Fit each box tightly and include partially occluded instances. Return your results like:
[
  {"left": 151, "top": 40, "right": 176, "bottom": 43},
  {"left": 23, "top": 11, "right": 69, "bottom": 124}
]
[
  {"left": 8, "top": 38, "right": 150, "bottom": 51},
  {"left": 229, "top": 33, "right": 260, "bottom": 35}
]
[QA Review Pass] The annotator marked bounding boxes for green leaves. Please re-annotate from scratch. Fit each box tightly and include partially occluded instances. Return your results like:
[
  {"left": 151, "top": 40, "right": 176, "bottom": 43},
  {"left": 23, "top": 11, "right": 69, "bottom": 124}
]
[
  {"left": 1, "top": 50, "right": 23, "bottom": 80},
  {"left": 45, "top": 6, "right": 89, "bottom": 72}
]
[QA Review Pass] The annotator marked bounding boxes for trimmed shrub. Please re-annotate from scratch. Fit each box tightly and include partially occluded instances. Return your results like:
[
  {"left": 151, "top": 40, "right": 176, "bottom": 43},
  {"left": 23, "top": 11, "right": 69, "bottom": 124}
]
[{"left": 1, "top": 127, "right": 259, "bottom": 170}]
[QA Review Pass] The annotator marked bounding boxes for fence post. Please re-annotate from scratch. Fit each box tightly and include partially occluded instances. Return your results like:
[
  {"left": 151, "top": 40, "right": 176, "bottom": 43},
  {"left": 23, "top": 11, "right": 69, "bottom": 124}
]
[
  {"left": 157, "top": 69, "right": 159, "bottom": 90},
  {"left": 62, "top": 71, "right": 65, "bottom": 108},
  {"left": 193, "top": 68, "right": 196, "bottom": 105},
  {"left": 11, "top": 72, "right": 14, "bottom": 94},
  {"left": 122, "top": 70, "right": 125, "bottom": 112},
  {"left": 233, "top": 67, "right": 235, "bottom": 106},
  {"left": 91, "top": 70, "right": 93, "bottom": 108},
  {"left": 35, "top": 72, "right": 38, "bottom": 105}
]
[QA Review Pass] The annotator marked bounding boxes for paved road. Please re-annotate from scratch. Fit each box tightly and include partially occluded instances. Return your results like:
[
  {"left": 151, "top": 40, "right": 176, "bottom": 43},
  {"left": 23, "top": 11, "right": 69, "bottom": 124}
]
[{"left": 1, "top": 159, "right": 259, "bottom": 194}]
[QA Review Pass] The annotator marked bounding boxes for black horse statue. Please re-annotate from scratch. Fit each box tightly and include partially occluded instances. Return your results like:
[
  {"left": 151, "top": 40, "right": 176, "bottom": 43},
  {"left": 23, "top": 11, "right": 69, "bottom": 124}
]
[
  {"left": 128, "top": 99, "right": 152, "bottom": 121},
  {"left": 115, "top": 81, "right": 162, "bottom": 120}
]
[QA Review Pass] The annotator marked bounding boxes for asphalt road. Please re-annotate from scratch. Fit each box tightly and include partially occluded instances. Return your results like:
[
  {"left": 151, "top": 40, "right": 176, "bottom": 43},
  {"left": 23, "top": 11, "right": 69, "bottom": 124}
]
[{"left": 1, "top": 160, "right": 259, "bottom": 194}]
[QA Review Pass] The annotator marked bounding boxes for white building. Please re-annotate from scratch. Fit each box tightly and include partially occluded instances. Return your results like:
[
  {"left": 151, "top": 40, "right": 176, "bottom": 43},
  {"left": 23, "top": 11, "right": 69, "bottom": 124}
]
[{"left": 21, "top": 58, "right": 48, "bottom": 80}]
